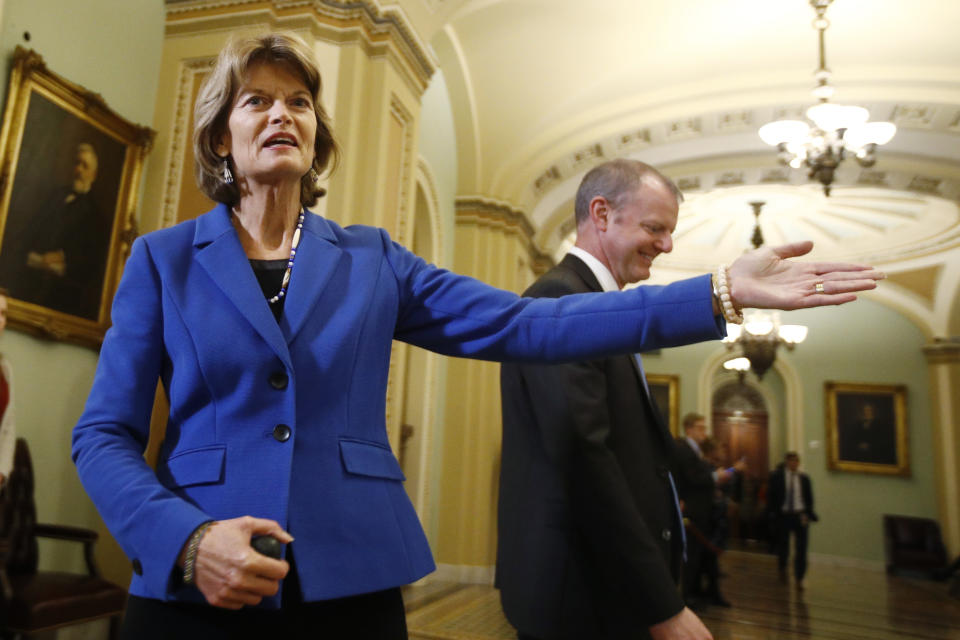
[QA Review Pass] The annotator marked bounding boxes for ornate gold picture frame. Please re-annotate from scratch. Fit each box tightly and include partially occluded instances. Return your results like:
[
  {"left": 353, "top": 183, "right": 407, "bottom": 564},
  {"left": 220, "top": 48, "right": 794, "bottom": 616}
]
[
  {"left": 825, "top": 381, "right": 909, "bottom": 476},
  {"left": 0, "top": 47, "right": 154, "bottom": 348},
  {"left": 646, "top": 373, "right": 680, "bottom": 436}
]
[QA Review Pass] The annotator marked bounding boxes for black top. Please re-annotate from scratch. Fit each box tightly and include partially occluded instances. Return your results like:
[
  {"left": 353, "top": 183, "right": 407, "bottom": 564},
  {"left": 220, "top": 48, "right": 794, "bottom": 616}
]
[{"left": 250, "top": 259, "right": 286, "bottom": 322}]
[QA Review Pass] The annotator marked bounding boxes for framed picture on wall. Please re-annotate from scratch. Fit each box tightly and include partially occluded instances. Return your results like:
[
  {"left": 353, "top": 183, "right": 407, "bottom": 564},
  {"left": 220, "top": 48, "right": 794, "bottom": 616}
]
[
  {"left": 0, "top": 47, "right": 154, "bottom": 348},
  {"left": 825, "top": 381, "right": 909, "bottom": 476},
  {"left": 646, "top": 374, "right": 679, "bottom": 436}
]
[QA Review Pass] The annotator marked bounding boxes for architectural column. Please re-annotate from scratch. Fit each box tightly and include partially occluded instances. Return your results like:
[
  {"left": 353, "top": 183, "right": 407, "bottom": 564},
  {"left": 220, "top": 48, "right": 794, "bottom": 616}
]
[
  {"left": 924, "top": 336, "right": 960, "bottom": 556},
  {"left": 434, "top": 198, "right": 551, "bottom": 582}
]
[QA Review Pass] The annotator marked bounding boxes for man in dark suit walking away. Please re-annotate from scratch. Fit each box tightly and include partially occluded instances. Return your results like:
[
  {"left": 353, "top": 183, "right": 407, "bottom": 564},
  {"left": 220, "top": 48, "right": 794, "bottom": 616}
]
[
  {"left": 766, "top": 452, "right": 818, "bottom": 589},
  {"left": 497, "top": 160, "right": 716, "bottom": 639}
]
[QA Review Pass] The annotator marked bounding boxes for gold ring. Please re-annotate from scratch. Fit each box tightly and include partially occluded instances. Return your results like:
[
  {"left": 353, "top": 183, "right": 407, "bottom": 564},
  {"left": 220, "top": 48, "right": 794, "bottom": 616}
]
[{"left": 815, "top": 282, "right": 825, "bottom": 294}]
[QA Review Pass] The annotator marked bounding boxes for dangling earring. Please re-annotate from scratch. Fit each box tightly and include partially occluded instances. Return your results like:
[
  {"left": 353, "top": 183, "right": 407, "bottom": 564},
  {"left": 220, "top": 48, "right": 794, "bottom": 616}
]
[
  {"left": 222, "top": 159, "right": 234, "bottom": 184},
  {"left": 309, "top": 167, "right": 319, "bottom": 182}
]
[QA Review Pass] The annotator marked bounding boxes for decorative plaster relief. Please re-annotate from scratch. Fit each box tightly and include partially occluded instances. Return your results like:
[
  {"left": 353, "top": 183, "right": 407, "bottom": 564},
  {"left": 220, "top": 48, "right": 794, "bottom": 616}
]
[
  {"left": 666, "top": 117, "right": 703, "bottom": 140},
  {"left": 908, "top": 176, "right": 942, "bottom": 195},
  {"left": 717, "top": 111, "right": 753, "bottom": 132},
  {"left": 891, "top": 104, "right": 935, "bottom": 129},
  {"left": 617, "top": 128, "right": 651, "bottom": 150},
  {"left": 534, "top": 165, "right": 562, "bottom": 194},
  {"left": 949, "top": 111, "right": 960, "bottom": 132},
  {"left": 572, "top": 143, "right": 604, "bottom": 168},
  {"left": 858, "top": 171, "right": 888, "bottom": 187}
]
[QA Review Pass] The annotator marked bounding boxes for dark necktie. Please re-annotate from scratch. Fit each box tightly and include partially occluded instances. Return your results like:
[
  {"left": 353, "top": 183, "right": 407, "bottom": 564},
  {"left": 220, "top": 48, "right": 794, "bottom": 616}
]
[{"left": 786, "top": 472, "right": 795, "bottom": 512}]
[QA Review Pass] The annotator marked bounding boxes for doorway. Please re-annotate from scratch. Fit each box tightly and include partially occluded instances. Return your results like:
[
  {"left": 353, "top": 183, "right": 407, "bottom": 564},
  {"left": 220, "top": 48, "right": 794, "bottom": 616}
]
[{"left": 712, "top": 382, "right": 770, "bottom": 545}]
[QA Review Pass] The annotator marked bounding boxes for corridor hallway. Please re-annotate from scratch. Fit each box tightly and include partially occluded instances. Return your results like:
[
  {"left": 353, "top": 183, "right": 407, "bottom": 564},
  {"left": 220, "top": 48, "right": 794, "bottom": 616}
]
[{"left": 404, "top": 550, "right": 960, "bottom": 639}]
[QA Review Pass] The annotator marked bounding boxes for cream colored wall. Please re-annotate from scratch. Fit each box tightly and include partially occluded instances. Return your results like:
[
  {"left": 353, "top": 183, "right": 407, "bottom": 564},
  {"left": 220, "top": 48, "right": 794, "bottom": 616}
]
[{"left": 0, "top": 0, "right": 165, "bottom": 582}]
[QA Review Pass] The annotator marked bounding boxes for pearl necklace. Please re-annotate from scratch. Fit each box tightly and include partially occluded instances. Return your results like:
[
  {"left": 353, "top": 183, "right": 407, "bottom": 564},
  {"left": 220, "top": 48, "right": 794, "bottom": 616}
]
[{"left": 268, "top": 211, "right": 305, "bottom": 305}]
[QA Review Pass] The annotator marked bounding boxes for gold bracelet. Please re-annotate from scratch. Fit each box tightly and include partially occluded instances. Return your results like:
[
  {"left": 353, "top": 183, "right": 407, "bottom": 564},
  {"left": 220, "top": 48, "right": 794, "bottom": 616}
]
[
  {"left": 715, "top": 264, "right": 744, "bottom": 325},
  {"left": 183, "top": 521, "right": 213, "bottom": 585}
]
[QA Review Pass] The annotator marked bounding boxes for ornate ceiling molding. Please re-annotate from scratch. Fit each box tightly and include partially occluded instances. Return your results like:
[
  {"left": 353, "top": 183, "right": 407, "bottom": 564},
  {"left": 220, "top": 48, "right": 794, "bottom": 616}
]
[
  {"left": 520, "top": 101, "right": 960, "bottom": 212},
  {"left": 165, "top": 0, "right": 436, "bottom": 93}
]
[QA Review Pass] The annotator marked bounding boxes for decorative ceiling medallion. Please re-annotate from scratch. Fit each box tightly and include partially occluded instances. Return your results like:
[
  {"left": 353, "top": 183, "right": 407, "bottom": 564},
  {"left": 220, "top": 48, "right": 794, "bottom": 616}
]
[{"left": 653, "top": 184, "right": 958, "bottom": 269}]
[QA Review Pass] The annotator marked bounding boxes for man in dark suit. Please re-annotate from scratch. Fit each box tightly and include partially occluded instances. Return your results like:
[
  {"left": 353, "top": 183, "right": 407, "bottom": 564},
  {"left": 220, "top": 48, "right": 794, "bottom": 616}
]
[
  {"left": 673, "top": 414, "right": 740, "bottom": 608},
  {"left": 15, "top": 143, "right": 110, "bottom": 319},
  {"left": 497, "top": 160, "right": 718, "bottom": 639},
  {"left": 766, "top": 452, "right": 818, "bottom": 588}
]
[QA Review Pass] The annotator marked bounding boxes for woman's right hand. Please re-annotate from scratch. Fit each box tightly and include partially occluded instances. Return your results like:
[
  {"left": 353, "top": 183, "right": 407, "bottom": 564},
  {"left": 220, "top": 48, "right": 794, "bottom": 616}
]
[{"left": 188, "top": 516, "right": 294, "bottom": 609}]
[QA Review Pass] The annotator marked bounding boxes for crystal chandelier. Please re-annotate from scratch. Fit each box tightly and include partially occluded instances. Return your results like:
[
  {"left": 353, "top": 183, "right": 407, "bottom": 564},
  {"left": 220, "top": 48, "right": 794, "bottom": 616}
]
[
  {"left": 722, "top": 202, "right": 808, "bottom": 379},
  {"left": 758, "top": 0, "right": 896, "bottom": 196}
]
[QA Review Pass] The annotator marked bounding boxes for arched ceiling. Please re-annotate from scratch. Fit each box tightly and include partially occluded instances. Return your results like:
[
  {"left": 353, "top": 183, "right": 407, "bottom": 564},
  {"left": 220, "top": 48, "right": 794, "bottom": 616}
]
[{"left": 409, "top": 0, "right": 960, "bottom": 335}]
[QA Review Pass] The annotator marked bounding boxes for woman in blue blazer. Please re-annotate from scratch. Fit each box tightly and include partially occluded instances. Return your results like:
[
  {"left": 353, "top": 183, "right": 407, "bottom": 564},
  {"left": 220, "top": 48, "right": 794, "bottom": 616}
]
[{"left": 71, "top": 32, "right": 882, "bottom": 639}]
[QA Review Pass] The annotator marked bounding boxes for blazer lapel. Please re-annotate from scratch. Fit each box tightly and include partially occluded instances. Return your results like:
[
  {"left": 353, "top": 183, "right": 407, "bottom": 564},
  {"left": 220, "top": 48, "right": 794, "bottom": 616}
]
[
  {"left": 194, "top": 204, "right": 291, "bottom": 369},
  {"left": 280, "top": 211, "right": 343, "bottom": 345},
  {"left": 562, "top": 253, "right": 673, "bottom": 441}
]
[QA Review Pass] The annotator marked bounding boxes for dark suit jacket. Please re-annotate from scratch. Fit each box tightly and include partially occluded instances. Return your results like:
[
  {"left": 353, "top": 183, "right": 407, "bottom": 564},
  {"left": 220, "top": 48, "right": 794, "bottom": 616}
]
[
  {"left": 497, "top": 254, "right": 723, "bottom": 639},
  {"left": 672, "top": 438, "right": 715, "bottom": 531},
  {"left": 766, "top": 467, "right": 817, "bottom": 522}
]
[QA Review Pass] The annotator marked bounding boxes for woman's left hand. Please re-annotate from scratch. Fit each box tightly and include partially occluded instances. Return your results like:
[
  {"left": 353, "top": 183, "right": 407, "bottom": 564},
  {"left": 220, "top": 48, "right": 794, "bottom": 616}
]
[{"left": 727, "top": 241, "right": 885, "bottom": 311}]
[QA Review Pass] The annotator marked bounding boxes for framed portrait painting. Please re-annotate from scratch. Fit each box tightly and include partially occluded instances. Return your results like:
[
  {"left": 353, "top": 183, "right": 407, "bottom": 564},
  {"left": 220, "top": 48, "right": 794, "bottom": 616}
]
[
  {"left": 0, "top": 47, "right": 154, "bottom": 348},
  {"left": 825, "top": 382, "right": 909, "bottom": 476},
  {"left": 646, "top": 373, "right": 679, "bottom": 436}
]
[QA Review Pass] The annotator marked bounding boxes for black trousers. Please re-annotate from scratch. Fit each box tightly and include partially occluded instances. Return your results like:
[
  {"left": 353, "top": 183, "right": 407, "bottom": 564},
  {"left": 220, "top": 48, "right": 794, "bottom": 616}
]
[
  {"left": 120, "top": 551, "right": 407, "bottom": 640},
  {"left": 121, "top": 588, "right": 407, "bottom": 639},
  {"left": 776, "top": 513, "right": 809, "bottom": 581}
]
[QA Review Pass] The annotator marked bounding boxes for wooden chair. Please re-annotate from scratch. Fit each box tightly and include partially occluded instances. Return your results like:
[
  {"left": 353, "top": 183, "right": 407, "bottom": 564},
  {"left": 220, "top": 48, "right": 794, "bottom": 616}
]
[
  {"left": 0, "top": 438, "right": 126, "bottom": 639},
  {"left": 882, "top": 514, "right": 949, "bottom": 579}
]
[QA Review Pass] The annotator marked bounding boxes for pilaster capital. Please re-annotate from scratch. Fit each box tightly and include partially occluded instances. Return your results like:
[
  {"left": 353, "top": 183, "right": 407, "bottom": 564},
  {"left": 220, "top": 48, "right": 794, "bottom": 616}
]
[
  {"left": 454, "top": 197, "right": 554, "bottom": 274},
  {"left": 165, "top": 0, "right": 435, "bottom": 94},
  {"left": 924, "top": 336, "right": 960, "bottom": 364}
]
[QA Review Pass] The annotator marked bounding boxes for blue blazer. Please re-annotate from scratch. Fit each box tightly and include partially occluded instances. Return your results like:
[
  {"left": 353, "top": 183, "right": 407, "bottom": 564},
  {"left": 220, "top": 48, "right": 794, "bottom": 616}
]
[{"left": 72, "top": 203, "right": 723, "bottom": 606}]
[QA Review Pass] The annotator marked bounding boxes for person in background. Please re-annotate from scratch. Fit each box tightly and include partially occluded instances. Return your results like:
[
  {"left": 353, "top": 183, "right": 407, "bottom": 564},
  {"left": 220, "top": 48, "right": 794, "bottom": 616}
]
[
  {"left": 71, "top": 34, "right": 884, "bottom": 640},
  {"left": 766, "top": 452, "right": 818, "bottom": 589},
  {"left": 696, "top": 437, "right": 733, "bottom": 608},
  {"left": 674, "top": 414, "right": 743, "bottom": 610}
]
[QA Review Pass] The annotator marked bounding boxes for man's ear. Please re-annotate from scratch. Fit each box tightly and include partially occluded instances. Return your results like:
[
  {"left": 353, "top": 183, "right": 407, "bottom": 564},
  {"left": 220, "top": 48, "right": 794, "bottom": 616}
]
[{"left": 589, "top": 196, "right": 610, "bottom": 232}]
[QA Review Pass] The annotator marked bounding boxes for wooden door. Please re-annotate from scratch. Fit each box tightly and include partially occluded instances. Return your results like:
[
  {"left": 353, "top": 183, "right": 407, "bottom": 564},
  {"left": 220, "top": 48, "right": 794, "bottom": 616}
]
[{"left": 713, "top": 408, "right": 769, "bottom": 544}]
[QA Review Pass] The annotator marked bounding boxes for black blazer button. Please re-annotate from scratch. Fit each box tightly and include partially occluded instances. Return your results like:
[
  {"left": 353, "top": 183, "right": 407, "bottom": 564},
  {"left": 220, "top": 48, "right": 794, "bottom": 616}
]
[
  {"left": 269, "top": 372, "right": 288, "bottom": 390},
  {"left": 132, "top": 559, "right": 143, "bottom": 575},
  {"left": 661, "top": 528, "right": 672, "bottom": 541},
  {"left": 273, "top": 424, "right": 292, "bottom": 442}
]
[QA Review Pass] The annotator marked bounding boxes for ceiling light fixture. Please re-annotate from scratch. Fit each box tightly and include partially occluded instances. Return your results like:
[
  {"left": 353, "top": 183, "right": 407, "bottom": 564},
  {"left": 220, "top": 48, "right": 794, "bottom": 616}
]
[{"left": 758, "top": 0, "right": 896, "bottom": 196}]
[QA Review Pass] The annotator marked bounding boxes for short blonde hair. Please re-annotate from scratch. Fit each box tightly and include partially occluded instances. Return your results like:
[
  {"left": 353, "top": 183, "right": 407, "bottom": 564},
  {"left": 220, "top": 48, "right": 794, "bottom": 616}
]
[{"left": 193, "top": 32, "right": 339, "bottom": 207}]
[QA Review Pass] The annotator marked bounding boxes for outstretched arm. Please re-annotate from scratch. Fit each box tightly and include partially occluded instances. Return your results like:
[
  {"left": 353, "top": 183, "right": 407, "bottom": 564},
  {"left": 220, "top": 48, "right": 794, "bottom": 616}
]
[{"left": 727, "top": 241, "right": 884, "bottom": 311}]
